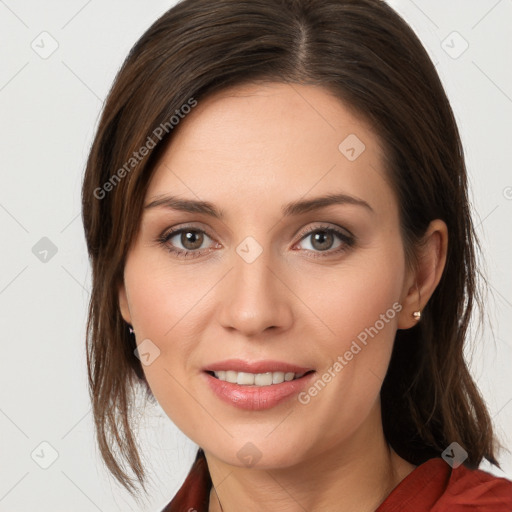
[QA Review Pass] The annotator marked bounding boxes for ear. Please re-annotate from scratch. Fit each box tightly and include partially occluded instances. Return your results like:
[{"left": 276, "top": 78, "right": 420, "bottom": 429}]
[
  {"left": 118, "top": 279, "right": 132, "bottom": 325},
  {"left": 397, "top": 219, "right": 448, "bottom": 329}
]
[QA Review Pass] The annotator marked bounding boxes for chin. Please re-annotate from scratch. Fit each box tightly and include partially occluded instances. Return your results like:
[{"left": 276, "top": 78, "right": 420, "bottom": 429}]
[{"left": 201, "top": 434, "right": 310, "bottom": 470}]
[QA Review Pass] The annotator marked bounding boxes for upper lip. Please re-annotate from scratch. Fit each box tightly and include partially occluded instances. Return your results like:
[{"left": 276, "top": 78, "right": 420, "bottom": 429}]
[{"left": 203, "top": 359, "right": 314, "bottom": 374}]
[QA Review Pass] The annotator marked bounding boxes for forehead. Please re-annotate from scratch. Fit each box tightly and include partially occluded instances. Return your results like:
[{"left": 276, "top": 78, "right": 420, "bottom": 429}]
[
  {"left": 161, "top": 81, "right": 381, "bottom": 155},
  {"left": 146, "top": 82, "right": 395, "bottom": 219}
]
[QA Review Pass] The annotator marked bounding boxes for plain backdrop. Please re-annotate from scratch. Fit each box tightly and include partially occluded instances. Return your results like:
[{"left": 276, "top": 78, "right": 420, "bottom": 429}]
[{"left": 0, "top": 0, "right": 511, "bottom": 510}]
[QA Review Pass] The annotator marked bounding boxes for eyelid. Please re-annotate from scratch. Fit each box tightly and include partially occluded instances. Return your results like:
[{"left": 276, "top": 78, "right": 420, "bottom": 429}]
[
  {"left": 293, "top": 222, "right": 355, "bottom": 244},
  {"left": 160, "top": 222, "right": 216, "bottom": 241}
]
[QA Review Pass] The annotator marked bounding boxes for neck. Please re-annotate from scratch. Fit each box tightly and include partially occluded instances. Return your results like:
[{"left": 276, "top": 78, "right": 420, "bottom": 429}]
[{"left": 206, "top": 403, "right": 416, "bottom": 512}]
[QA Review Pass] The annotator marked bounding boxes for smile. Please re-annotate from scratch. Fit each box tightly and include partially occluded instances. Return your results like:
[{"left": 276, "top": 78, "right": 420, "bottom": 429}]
[{"left": 208, "top": 370, "right": 311, "bottom": 386}]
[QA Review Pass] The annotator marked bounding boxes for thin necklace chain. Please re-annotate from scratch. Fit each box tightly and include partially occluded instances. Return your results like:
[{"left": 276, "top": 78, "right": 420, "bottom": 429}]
[{"left": 213, "top": 485, "right": 224, "bottom": 512}]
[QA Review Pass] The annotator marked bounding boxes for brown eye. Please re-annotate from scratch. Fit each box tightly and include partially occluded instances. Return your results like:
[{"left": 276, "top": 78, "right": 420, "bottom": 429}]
[
  {"left": 158, "top": 227, "right": 218, "bottom": 259},
  {"left": 180, "top": 230, "right": 204, "bottom": 250},
  {"left": 310, "top": 230, "right": 335, "bottom": 251},
  {"left": 295, "top": 225, "right": 355, "bottom": 258}
]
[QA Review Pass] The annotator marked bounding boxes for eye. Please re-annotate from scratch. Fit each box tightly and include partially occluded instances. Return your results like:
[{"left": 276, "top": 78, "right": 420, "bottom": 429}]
[
  {"left": 157, "top": 227, "right": 218, "bottom": 259},
  {"left": 295, "top": 224, "right": 355, "bottom": 256}
]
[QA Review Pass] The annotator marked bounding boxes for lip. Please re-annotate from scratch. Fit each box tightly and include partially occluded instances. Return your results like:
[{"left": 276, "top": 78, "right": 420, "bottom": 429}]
[
  {"left": 202, "top": 359, "right": 316, "bottom": 411},
  {"left": 203, "top": 358, "right": 314, "bottom": 374}
]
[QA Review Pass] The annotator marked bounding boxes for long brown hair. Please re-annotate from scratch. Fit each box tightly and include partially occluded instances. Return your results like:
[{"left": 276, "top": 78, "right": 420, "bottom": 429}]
[{"left": 81, "top": 0, "right": 503, "bottom": 496}]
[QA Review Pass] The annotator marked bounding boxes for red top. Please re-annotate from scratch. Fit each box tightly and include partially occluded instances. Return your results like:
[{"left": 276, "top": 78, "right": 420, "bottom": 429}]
[{"left": 162, "top": 448, "right": 512, "bottom": 511}]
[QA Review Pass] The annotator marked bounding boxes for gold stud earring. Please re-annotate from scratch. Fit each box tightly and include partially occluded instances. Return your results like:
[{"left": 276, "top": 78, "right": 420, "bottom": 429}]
[{"left": 412, "top": 311, "right": 421, "bottom": 321}]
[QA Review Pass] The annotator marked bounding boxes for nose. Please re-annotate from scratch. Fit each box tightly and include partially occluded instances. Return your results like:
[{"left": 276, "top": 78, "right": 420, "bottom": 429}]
[{"left": 217, "top": 246, "right": 294, "bottom": 338}]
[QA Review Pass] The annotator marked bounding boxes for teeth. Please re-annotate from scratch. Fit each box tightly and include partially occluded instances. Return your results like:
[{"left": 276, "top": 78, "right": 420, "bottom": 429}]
[{"left": 212, "top": 370, "right": 306, "bottom": 386}]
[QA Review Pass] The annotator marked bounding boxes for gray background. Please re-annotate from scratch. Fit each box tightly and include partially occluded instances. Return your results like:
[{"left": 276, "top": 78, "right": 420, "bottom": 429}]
[{"left": 0, "top": 0, "right": 511, "bottom": 510}]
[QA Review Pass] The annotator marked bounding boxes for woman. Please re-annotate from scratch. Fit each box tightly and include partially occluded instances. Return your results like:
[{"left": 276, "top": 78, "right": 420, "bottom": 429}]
[{"left": 81, "top": 0, "right": 512, "bottom": 510}]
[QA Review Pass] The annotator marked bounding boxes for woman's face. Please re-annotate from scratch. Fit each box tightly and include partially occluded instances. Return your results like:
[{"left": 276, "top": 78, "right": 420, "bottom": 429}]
[{"left": 119, "top": 82, "right": 415, "bottom": 468}]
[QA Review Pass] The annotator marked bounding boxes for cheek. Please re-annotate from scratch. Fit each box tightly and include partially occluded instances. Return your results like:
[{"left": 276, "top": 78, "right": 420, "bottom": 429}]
[
  {"left": 294, "top": 243, "right": 404, "bottom": 349},
  {"left": 124, "top": 250, "right": 210, "bottom": 349},
  {"left": 122, "top": 254, "right": 190, "bottom": 369},
  {"left": 289, "top": 256, "right": 404, "bottom": 451}
]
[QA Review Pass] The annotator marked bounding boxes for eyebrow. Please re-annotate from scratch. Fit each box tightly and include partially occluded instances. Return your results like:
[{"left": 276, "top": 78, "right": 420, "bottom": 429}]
[{"left": 144, "top": 192, "right": 374, "bottom": 218}]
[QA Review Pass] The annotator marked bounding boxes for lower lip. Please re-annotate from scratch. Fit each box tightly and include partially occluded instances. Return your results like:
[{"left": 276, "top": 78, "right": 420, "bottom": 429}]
[{"left": 203, "top": 371, "right": 316, "bottom": 411}]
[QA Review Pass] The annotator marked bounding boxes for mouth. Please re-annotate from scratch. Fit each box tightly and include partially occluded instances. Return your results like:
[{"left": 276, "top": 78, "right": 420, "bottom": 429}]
[{"left": 202, "top": 359, "right": 317, "bottom": 410}]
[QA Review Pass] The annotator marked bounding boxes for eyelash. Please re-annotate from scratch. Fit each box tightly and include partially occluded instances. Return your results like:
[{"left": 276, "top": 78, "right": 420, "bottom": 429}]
[{"left": 156, "top": 224, "right": 356, "bottom": 260}]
